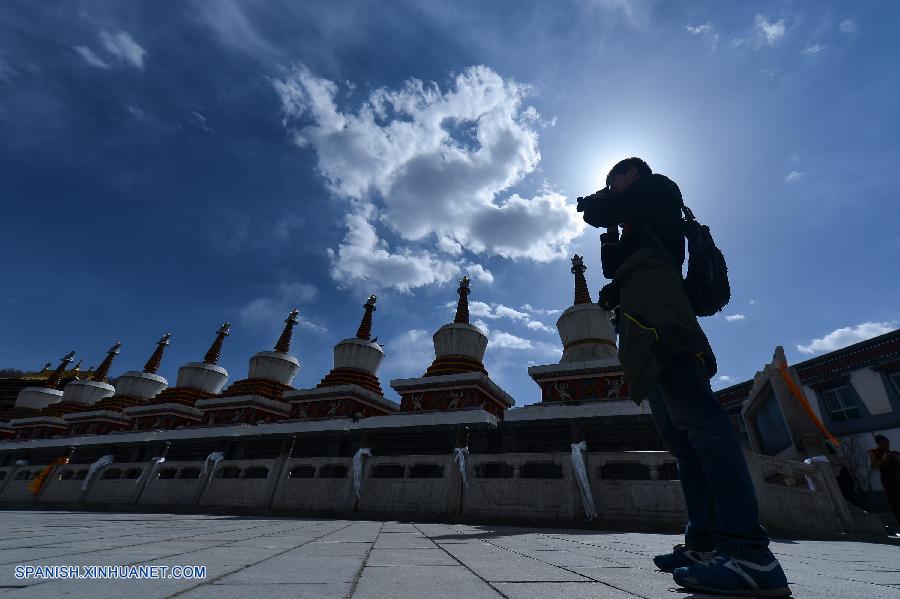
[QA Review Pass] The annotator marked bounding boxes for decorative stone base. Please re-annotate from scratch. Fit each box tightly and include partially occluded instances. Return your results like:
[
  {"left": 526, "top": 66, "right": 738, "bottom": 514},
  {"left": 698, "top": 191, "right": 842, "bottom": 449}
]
[
  {"left": 195, "top": 395, "right": 291, "bottom": 426},
  {"left": 283, "top": 384, "right": 400, "bottom": 420},
  {"left": 390, "top": 372, "right": 514, "bottom": 419},
  {"left": 63, "top": 410, "right": 132, "bottom": 436},
  {"left": 528, "top": 359, "right": 629, "bottom": 403},
  {"left": 8, "top": 416, "right": 70, "bottom": 440},
  {"left": 123, "top": 403, "right": 205, "bottom": 431},
  {"left": 218, "top": 378, "right": 294, "bottom": 401}
]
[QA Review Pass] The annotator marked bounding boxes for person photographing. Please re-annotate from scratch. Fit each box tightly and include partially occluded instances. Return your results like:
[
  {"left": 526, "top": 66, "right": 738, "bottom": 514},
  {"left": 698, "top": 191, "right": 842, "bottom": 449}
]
[{"left": 578, "top": 157, "right": 791, "bottom": 597}]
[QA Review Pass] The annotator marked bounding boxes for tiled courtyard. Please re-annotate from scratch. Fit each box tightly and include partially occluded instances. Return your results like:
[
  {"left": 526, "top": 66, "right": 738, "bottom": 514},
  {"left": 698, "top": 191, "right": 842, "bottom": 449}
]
[{"left": 0, "top": 511, "right": 898, "bottom": 598}]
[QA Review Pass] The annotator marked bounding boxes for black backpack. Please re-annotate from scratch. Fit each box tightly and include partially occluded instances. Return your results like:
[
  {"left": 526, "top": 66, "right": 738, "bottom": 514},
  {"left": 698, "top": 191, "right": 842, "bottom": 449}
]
[
  {"left": 638, "top": 204, "right": 731, "bottom": 317},
  {"left": 680, "top": 205, "right": 730, "bottom": 316}
]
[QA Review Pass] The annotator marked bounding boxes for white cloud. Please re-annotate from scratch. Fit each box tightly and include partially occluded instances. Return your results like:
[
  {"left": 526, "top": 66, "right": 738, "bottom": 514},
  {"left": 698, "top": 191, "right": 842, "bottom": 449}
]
[
  {"left": 491, "top": 332, "right": 534, "bottom": 350},
  {"left": 274, "top": 64, "right": 585, "bottom": 290},
  {"left": 100, "top": 30, "right": 147, "bottom": 69},
  {"left": 803, "top": 44, "right": 825, "bottom": 55},
  {"left": 437, "top": 236, "right": 463, "bottom": 256},
  {"left": 239, "top": 282, "right": 326, "bottom": 335},
  {"left": 749, "top": 299, "right": 758, "bottom": 305},
  {"left": 521, "top": 303, "right": 562, "bottom": 316},
  {"left": 381, "top": 328, "right": 433, "bottom": 376},
  {"left": 463, "top": 262, "right": 494, "bottom": 284},
  {"left": 74, "top": 46, "right": 110, "bottom": 69},
  {"left": 755, "top": 15, "right": 786, "bottom": 45},
  {"left": 686, "top": 22, "right": 719, "bottom": 49},
  {"left": 464, "top": 300, "right": 555, "bottom": 334},
  {"left": 327, "top": 211, "right": 461, "bottom": 292},
  {"left": 717, "top": 375, "right": 735, "bottom": 384},
  {"left": 687, "top": 23, "right": 713, "bottom": 35},
  {"left": 839, "top": 18, "right": 859, "bottom": 35},
  {"left": 785, "top": 170, "right": 803, "bottom": 182},
  {"left": 526, "top": 320, "right": 556, "bottom": 334},
  {"left": 797, "top": 321, "right": 896, "bottom": 355},
  {"left": 725, "top": 313, "right": 747, "bottom": 322}
]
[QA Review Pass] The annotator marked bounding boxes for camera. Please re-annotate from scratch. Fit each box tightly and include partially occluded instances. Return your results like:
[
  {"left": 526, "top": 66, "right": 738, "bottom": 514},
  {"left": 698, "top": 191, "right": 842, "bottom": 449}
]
[{"left": 576, "top": 188, "right": 615, "bottom": 227}]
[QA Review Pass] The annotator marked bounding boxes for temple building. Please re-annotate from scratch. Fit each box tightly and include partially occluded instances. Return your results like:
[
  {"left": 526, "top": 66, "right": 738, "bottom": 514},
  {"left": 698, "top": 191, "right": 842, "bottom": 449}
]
[
  {"left": 526, "top": 254, "right": 631, "bottom": 406},
  {"left": 195, "top": 310, "right": 300, "bottom": 426},
  {"left": 715, "top": 328, "right": 900, "bottom": 522},
  {"left": 284, "top": 295, "right": 399, "bottom": 420},
  {"left": 390, "top": 276, "right": 514, "bottom": 418},
  {"left": 4, "top": 343, "right": 121, "bottom": 440},
  {"left": 125, "top": 323, "right": 232, "bottom": 430},
  {"left": 65, "top": 334, "right": 172, "bottom": 436},
  {"left": 0, "top": 257, "right": 893, "bottom": 540}
]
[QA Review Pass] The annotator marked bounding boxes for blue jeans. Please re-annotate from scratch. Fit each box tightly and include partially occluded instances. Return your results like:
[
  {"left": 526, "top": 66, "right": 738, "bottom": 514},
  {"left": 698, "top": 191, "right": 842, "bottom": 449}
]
[{"left": 647, "top": 352, "right": 772, "bottom": 560}]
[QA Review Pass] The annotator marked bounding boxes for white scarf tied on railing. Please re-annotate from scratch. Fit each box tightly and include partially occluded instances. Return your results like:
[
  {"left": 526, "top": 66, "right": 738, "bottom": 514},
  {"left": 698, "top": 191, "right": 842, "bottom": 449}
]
[
  {"left": 353, "top": 448, "right": 372, "bottom": 499},
  {"left": 143, "top": 457, "right": 166, "bottom": 482},
  {"left": 802, "top": 455, "right": 829, "bottom": 491},
  {"left": 570, "top": 442, "right": 597, "bottom": 520},
  {"left": 200, "top": 452, "right": 225, "bottom": 477},
  {"left": 453, "top": 447, "right": 469, "bottom": 489},
  {"left": 82, "top": 455, "right": 115, "bottom": 491}
]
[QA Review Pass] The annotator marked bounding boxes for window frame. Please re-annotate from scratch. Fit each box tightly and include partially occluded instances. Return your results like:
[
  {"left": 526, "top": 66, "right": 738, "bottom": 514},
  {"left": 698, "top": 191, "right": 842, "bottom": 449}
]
[{"left": 821, "top": 386, "right": 861, "bottom": 422}]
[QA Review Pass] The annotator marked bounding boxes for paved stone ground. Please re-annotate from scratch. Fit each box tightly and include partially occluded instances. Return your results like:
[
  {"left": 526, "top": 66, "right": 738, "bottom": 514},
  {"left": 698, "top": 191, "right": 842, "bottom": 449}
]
[{"left": 0, "top": 511, "right": 898, "bottom": 598}]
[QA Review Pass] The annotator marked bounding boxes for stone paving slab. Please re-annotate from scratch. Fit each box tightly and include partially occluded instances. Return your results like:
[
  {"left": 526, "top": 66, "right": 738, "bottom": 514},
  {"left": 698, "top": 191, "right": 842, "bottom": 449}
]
[{"left": 0, "top": 510, "right": 898, "bottom": 598}]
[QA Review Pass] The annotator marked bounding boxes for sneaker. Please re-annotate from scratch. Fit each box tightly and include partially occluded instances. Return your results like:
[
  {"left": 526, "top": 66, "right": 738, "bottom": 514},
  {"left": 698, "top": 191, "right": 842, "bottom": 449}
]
[
  {"left": 653, "top": 544, "right": 717, "bottom": 573},
  {"left": 672, "top": 554, "right": 791, "bottom": 597}
]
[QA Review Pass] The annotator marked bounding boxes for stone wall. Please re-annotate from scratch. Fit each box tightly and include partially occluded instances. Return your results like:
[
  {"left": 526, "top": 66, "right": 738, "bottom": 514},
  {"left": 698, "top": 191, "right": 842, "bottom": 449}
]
[{"left": 0, "top": 450, "right": 885, "bottom": 540}]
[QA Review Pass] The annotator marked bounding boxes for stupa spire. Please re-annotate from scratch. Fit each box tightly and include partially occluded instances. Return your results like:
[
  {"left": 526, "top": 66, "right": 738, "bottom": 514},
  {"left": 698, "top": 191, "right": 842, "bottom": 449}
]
[
  {"left": 143, "top": 332, "right": 171, "bottom": 374},
  {"left": 355, "top": 295, "right": 377, "bottom": 340},
  {"left": 571, "top": 254, "right": 591, "bottom": 305},
  {"left": 91, "top": 341, "right": 122, "bottom": 382},
  {"left": 203, "top": 322, "right": 230, "bottom": 365},
  {"left": 274, "top": 309, "right": 300, "bottom": 353},
  {"left": 45, "top": 351, "right": 76, "bottom": 389},
  {"left": 454, "top": 276, "right": 471, "bottom": 324}
]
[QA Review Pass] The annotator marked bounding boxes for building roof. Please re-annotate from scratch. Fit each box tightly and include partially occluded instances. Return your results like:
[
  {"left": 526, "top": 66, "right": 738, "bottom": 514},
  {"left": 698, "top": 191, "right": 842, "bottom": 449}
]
[{"left": 715, "top": 328, "right": 900, "bottom": 408}]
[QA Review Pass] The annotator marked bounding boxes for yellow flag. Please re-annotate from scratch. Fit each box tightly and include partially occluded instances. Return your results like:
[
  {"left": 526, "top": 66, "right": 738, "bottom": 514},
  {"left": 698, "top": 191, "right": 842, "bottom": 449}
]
[
  {"left": 27, "top": 456, "right": 69, "bottom": 495},
  {"left": 778, "top": 362, "right": 841, "bottom": 448}
]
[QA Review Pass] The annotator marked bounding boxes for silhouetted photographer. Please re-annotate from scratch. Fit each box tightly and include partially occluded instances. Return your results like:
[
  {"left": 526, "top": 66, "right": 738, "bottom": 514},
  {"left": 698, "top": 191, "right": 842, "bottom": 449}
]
[{"left": 578, "top": 157, "right": 791, "bottom": 597}]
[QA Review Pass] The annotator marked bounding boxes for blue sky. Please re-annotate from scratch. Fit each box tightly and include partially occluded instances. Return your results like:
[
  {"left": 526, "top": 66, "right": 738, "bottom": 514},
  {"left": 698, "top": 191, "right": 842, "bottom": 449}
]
[{"left": 1, "top": 1, "right": 898, "bottom": 405}]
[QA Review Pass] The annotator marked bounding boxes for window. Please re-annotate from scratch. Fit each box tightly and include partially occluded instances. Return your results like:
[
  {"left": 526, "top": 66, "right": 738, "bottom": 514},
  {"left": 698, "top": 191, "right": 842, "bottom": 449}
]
[
  {"left": 101, "top": 468, "right": 122, "bottom": 479},
  {"left": 409, "top": 464, "right": 443, "bottom": 479},
  {"left": 475, "top": 463, "right": 513, "bottom": 479},
  {"left": 600, "top": 462, "right": 650, "bottom": 480},
  {"left": 318, "top": 464, "right": 348, "bottom": 478},
  {"left": 752, "top": 393, "right": 793, "bottom": 456},
  {"left": 822, "top": 387, "right": 861, "bottom": 422},
  {"left": 735, "top": 413, "right": 750, "bottom": 445},
  {"left": 242, "top": 466, "right": 268, "bottom": 479},
  {"left": 215, "top": 466, "right": 241, "bottom": 479},
  {"left": 889, "top": 372, "right": 900, "bottom": 396},
  {"left": 123, "top": 468, "right": 143, "bottom": 480},
  {"left": 521, "top": 463, "right": 563, "bottom": 479},
  {"left": 178, "top": 468, "right": 201, "bottom": 479},
  {"left": 372, "top": 464, "right": 404, "bottom": 478},
  {"left": 288, "top": 465, "right": 315, "bottom": 479},
  {"left": 156, "top": 468, "right": 177, "bottom": 479}
]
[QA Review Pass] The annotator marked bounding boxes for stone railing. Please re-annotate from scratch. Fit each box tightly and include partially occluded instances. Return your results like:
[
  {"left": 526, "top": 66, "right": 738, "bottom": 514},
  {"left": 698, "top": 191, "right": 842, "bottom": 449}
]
[
  {"left": 587, "top": 451, "right": 685, "bottom": 528},
  {"left": 0, "top": 450, "right": 884, "bottom": 538},
  {"left": 744, "top": 451, "right": 884, "bottom": 537}
]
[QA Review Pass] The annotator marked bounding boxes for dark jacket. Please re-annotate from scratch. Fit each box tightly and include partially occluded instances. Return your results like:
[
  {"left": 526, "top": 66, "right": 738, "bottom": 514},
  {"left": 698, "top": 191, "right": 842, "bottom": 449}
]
[
  {"left": 583, "top": 174, "right": 716, "bottom": 404},
  {"left": 584, "top": 174, "right": 686, "bottom": 278}
]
